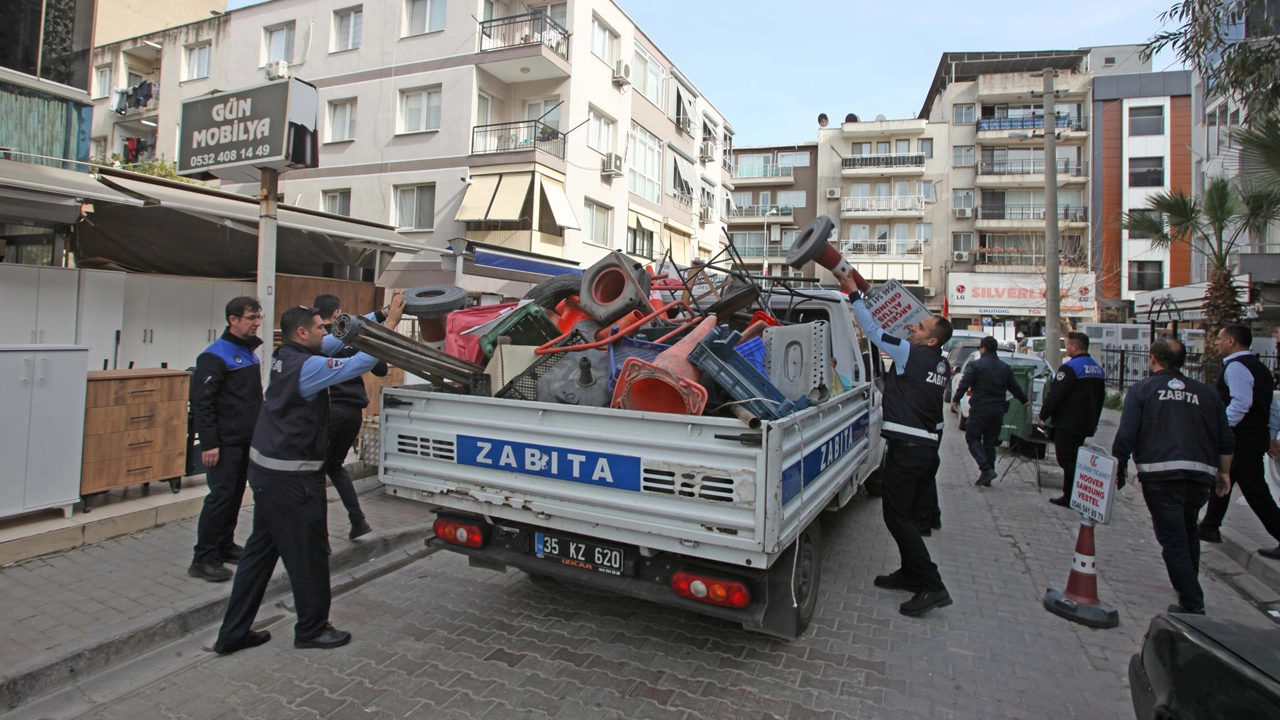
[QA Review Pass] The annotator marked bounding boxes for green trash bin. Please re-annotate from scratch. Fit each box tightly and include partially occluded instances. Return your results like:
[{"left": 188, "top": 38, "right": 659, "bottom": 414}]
[{"left": 999, "top": 364, "right": 1038, "bottom": 444}]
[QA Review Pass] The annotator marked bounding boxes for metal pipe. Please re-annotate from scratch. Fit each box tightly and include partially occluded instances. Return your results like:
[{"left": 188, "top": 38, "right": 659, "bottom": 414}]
[
  {"left": 332, "top": 313, "right": 483, "bottom": 386},
  {"left": 729, "top": 404, "right": 762, "bottom": 430}
]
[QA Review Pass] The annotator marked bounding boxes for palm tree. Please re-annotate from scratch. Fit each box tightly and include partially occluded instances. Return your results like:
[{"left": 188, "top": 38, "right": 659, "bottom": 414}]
[
  {"left": 1235, "top": 113, "right": 1280, "bottom": 190},
  {"left": 1121, "top": 177, "right": 1280, "bottom": 379}
]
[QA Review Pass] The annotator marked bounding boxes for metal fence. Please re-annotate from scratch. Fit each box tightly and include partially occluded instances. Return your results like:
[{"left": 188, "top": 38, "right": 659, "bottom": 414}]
[{"left": 1096, "top": 348, "right": 1280, "bottom": 391}]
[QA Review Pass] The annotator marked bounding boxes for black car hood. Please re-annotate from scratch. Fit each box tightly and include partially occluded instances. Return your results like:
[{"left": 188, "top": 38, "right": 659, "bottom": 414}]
[{"left": 1177, "top": 614, "right": 1280, "bottom": 683}]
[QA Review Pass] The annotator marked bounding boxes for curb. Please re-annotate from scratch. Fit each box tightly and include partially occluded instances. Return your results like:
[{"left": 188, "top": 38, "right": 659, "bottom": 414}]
[
  {"left": 0, "top": 521, "right": 435, "bottom": 712},
  {"left": 1217, "top": 529, "right": 1280, "bottom": 603}
]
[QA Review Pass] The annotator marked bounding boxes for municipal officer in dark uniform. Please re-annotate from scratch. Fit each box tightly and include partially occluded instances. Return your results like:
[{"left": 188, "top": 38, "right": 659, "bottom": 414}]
[
  {"left": 952, "top": 336, "right": 1028, "bottom": 487},
  {"left": 314, "top": 294, "right": 391, "bottom": 541},
  {"left": 1039, "top": 331, "right": 1106, "bottom": 508},
  {"left": 1112, "top": 339, "right": 1234, "bottom": 614},
  {"left": 214, "top": 294, "right": 404, "bottom": 655},
  {"left": 189, "top": 297, "right": 263, "bottom": 583},
  {"left": 840, "top": 272, "right": 954, "bottom": 617}
]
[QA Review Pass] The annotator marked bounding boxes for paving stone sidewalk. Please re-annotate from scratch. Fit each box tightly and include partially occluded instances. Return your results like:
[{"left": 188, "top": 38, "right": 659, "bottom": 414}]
[{"left": 38, "top": 409, "right": 1272, "bottom": 720}]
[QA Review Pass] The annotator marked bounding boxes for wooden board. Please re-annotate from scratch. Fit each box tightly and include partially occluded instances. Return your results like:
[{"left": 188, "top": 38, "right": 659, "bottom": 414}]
[
  {"left": 363, "top": 366, "right": 406, "bottom": 417},
  {"left": 84, "top": 400, "right": 187, "bottom": 436},
  {"left": 81, "top": 448, "right": 185, "bottom": 493},
  {"left": 86, "top": 373, "right": 187, "bottom": 408},
  {"left": 82, "top": 425, "right": 186, "bottom": 464},
  {"left": 275, "top": 274, "right": 383, "bottom": 327}
]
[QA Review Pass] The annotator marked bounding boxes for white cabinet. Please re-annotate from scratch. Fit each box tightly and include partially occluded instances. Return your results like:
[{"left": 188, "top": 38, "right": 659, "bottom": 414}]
[
  {"left": 146, "top": 277, "right": 186, "bottom": 368},
  {"left": 76, "top": 269, "right": 127, "bottom": 372},
  {"left": 0, "top": 264, "right": 79, "bottom": 345},
  {"left": 35, "top": 268, "right": 78, "bottom": 344},
  {"left": 0, "top": 346, "right": 87, "bottom": 520},
  {"left": 114, "top": 275, "right": 253, "bottom": 370}
]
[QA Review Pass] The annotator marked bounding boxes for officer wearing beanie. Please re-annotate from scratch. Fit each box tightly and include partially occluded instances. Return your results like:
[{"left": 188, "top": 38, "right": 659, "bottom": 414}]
[{"left": 214, "top": 293, "right": 404, "bottom": 655}]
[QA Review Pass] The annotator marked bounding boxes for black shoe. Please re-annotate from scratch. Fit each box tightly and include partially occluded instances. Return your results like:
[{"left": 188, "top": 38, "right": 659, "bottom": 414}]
[
  {"left": 349, "top": 521, "right": 373, "bottom": 541},
  {"left": 900, "top": 589, "right": 952, "bottom": 617},
  {"left": 213, "top": 630, "right": 271, "bottom": 655},
  {"left": 975, "top": 470, "right": 996, "bottom": 487},
  {"left": 1199, "top": 526, "right": 1223, "bottom": 544},
  {"left": 931, "top": 518, "right": 942, "bottom": 531},
  {"left": 218, "top": 544, "right": 244, "bottom": 564},
  {"left": 1258, "top": 545, "right": 1280, "bottom": 560},
  {"left": 1167, "top": 603, "right": 1205, "bottom": 615},
  {"left": 874, "top": 573, "right": 921, "bottom": 592},
  {"left": 188, "top": 562, "right": 233, "bottom": 582},
  {"left": 295, "top": 624, "right": 352, "bottom": 649},
  {"left": 1048, "top": 496, "right": 1072, "bottom": 508}
]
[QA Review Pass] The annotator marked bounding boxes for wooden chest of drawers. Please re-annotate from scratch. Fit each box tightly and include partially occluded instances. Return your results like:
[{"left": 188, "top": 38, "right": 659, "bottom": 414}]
[{"left": 81, "top": 369, "right": 190, "bottom": 508}]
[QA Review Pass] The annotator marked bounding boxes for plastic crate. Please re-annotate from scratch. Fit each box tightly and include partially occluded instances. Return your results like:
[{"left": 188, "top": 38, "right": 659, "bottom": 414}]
[
  {"left": 493, "top": 330, "right": 589, "bottom": 402},
  {"left": 607, "top": 337, "right": 670, "bottom": 391},
  {"left": 478, "top": 302, "right": 563, "bottom": 361},
  {"left": 735, "top": 336, "right": 767, "bottom": 376},
  {"left": 689, "top": 328, "right": 808, "bottom": 421}
]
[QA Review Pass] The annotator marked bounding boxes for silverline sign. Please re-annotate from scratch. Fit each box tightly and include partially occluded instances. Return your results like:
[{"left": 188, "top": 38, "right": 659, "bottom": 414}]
[{"left": 177, "top": 78, "right": 318, "bottom": 182}]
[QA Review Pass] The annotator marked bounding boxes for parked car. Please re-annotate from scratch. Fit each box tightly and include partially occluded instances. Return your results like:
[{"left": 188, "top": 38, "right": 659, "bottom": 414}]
[
  {"left": 955, "top": 351, "right": 1051, "bottom": 432},
  {"left": 1131, "top": 612, "right": 1280, "bottom": 719},
  {"left": 944, "top": 343, "right": 982, "bottom": 404},
  {"left": 942, "top": 329, "right": 987, "bottom": 353}
]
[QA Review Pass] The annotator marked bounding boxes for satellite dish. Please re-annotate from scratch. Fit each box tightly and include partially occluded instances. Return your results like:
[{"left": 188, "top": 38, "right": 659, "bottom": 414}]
[
  {"left": 875, "top": 114, "right": 887, "bottom": 121},
  {"left": 844, "top": 113, "right": 858, "bottom": 123},
  {"left": 817, "top": 113, "right": 829, "bottom": 127}
]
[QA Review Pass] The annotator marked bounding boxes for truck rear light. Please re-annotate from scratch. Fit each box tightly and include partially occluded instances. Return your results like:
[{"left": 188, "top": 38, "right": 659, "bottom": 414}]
[
  {"left": 671, "top": 571, "right": 750, "bottom": 609},
  {"left": 433, "top": 517, "right": 487, "bottom": 549}
]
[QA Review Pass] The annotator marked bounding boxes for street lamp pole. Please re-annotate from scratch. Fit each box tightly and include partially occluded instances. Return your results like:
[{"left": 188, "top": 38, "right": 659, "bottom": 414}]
[{"left": 1042, "top": 69, "right": 1062, "bottom": 370}]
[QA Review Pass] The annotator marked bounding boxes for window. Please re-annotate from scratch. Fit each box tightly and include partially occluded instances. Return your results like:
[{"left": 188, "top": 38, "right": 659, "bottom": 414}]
[
  {"left": 323, "top": 190, "right": 351, "bottom": 216},
  {"left": 1104, "top": 56, "right": 1116, "bottom": 66},
  {"left": 184, "top": 44, "right": 210, "bottom": 80},
  {"left": 91, "top": 137, "right": 106, "bottom": 161},
  {"left": 777, "top": 151, "right": 810, "bottom": 168},
  {"left": 917, "top": 138, "right": 933, "bottom": 158},
  {"left": 895, "top": 140, "right": 910, "bottom": 155},
  {"left": 93, "top": 66, "right": 111, "bottom": 98},
  {"left": 850, "top": 142, "right": 870, "bottom": 155},
  {"left": 406, "top": 0, "right": 446, "bottom": 35},
  {"left": 953, "top": 145, "right": 975, "bottom": 167},
  {"left": 587, "top": 108, "right": 614, "bottom": 153},
  {"left": 731, "top": 191, "right": 750, "bottom": 208},
  {"left": 917, "top": 223, "right": 933, "bottom": 241},
  {"left": 952, "top": 188, "right": 974, "bottom": 209},
  {"left": 952, "top": 232, "right": 974, "bottom": 253},
  {"left": 627, "top": 226, "right": 654, "bottom": 258},
  {"left": 670, "top": 154, "right": 694, "bottom": 202},
  {"left": 876, "top": 141, "right": 890, "bottom": 155},
  {"left": 1128, "top": 261, "right": 1164, "bottom": 291},
  {"left": 265, "top": 23, "right": 295, "bottom": 64},
  {"left": 633, "top": 44, "right": 664, "bottom": 108},
  {"left": 535, "top": 2, "right": 566, "bottom": 27},
  {"left": 328, "top": 100, "right": 356, "bottom": 141},
  {"left": 591, "top": 17, "right": 617, "bottom": 65},
  {"left": 1127, "top": 209, "right": 1162, "bottom": 239},
  {"left": 628, "top": 122, "right": 662, "bottom": 203},
  {"left": 1129, "top": 157, "right": 1164, "bottom": 187},
  {"left": 953, "top": 104, "right": 975, "bottom": 124},
  {"left": 584, "top": 199, "right": 612, "bottom": 246},
  {"left": 1129, "top": 106, "right": 1164, "bottom": 136},
  {"left": 400, "top": 88, "right": 441, "bottom": 133},
  {"left": 334, "top": 7, "right": 363, "bottom": 51},
  {"left": 395, "top": 184, "right": 435, "bottom": 230},
  {"left": 918, "top": 180, "right": 933, "bottom": 201},
  {"left": 778, "top": 191, "right": 806, "bottom": 208}
]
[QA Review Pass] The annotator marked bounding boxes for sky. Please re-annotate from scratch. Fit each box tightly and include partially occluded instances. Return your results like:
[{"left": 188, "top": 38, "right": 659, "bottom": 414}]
[{"left": 226, "top": 0, "right": 1182, "bottom": 145}]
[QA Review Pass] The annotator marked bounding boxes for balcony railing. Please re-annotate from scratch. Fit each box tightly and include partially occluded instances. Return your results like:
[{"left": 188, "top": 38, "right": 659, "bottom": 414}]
[
  {"left": 471, "top": 120, "right": 565, "bottom": 158},
  {"left": 479, "top": 11, "right": 569, "bottom": 60},
  {"left": 976, "top": 205, "right": 1089, "bottom": 221},
  {"left": 671, "top": 191, "right": 693, "bottom": 208},
  {"left": 733, "top": 164, "right": 794, "bottom": 179},
  {"left": 840, "top": 196, "right": 927, "bottom": 214},
  {"left": 977, "top": 159, "right": 1089, "bottom": 176},
  {"left": 841, "top": 153, "right": 926, "bottom": 170},
  {"left": 837, "top": 239, "right": 926, "bottom": 256},
  {"left": 730, "top": 204, "right": 795, "bottom": 218},
  {"left": 976, "top": 115, "right": 1090, "bottom": 132},
  {"left": 977, "top": 236, "right": 1088, "bottom": 267}
]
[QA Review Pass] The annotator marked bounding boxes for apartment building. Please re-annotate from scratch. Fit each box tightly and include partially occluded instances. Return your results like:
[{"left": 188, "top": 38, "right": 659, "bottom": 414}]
[
  {"left": 814, "top": 115, "right": 946, "bottom": 304},
  {"left": 94, "top": 0, "right": 225, "bottom": 46},
  {"left": 726, "top": 142, "right": 817, "bottom": 282}
]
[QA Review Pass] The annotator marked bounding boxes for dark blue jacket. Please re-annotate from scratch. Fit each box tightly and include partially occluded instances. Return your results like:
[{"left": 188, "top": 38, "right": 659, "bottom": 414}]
[
  {"left": 1040, "top": 353, "right": 1106, "bottom": 437},
  {"left": 1112, "top": 369, "right": 1235, "bottom": 485},
  {"left": 191, "top": 330, "right": 263, "bottom": 449},
  {"left": 954, "top": 351, "right": 1027, "bottom": 411}
]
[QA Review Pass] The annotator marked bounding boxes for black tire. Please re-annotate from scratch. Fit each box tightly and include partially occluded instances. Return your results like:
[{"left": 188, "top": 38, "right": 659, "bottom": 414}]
[
  {"left": 523, "top": 273, "right": 583, "bottom": 311},
  {"left": 792, "top": 521, "right": 822, "bottom": 635},
  {"left": 403, "top": 285, "right": 468, "bottom": 316}
]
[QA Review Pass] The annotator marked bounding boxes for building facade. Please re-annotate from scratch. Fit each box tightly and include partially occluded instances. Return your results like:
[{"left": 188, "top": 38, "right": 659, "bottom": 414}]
[{"left": 727, "top": 142, "right": 817, "bottom": 282}]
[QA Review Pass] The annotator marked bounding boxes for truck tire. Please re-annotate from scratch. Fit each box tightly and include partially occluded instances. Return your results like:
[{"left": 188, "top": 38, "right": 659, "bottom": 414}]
[
  {"left": 524, "top": 273, "right": 583, "bottom": 311},
  {"left": 792, "top": 521, "right": 822, "bottom": 634}
]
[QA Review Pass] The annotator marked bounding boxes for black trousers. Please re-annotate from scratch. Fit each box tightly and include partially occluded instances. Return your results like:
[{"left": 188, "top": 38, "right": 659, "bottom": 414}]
[
  {"left": 324, "top": 404, "right": 367, "bottom": 526},
  {"left": 966, "top": 404, "right": 1005, "bottom": 473},
  {"left": 1054, "top": 430, "right": 1087, "bottom": 502},
  {"left": 881, "top": 438, "right": 946, "bottom": 592},
  {"left": 1143, "top": 480, "right": 1211, "bottom": 611},
  {"left": 916, "top": 450, "right": 941, "bottom": 530},
  {"left": 1201, "top": 432, "right": 1280, "bottom": 541},
  {"left": 216, "top": 466, "right": 332, "bottom": 645},
  {"left": 192, "top": 445, "right": 249, "bottom": 565}
]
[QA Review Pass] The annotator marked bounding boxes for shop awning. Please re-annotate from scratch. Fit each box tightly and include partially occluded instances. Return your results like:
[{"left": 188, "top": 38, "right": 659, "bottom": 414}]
[
  {"left": 0, "top": 159, "right": 142, "bottom": 225},
  {"left": 488, "top": 173, "right": 533, "bottom": 221},
  {"left": 454, "top": 174, "right": 501, "bottom": 221},
  {"left": 539, "top": 176, "right": 580, "bottom": 229},
  {"left": 629, "top": 209, "right": 661, "bottom": 234}
]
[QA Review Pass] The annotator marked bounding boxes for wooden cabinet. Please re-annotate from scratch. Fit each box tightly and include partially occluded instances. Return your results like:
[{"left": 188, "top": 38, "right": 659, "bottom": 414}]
[
  {"left": 0, "top": 346, "right": 88, "bottom": 520},
  {"left": 81, "top": 369, "right": 190, "bottom": 510}
]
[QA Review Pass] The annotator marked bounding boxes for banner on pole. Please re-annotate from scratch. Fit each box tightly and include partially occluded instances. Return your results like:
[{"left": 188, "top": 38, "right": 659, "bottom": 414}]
[
  {"left": 864, "top": 279, "right": 931, "bottom": 340},
  {"left": 1071, "top": 445, "right": 1117, "bottom": 524}
]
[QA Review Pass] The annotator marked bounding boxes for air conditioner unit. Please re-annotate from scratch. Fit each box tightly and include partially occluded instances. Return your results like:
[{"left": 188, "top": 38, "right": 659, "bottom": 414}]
[
  {"left": 612, "top": 61, "right": 631, "bottom": 86},
  {"left": 954, "top": 207, "right": 972, "bottom": 219},
  {"left": 825, "top": 188, "right": 841, "bottom": 200},
  {"left": 699, "top": 141, "right": 715, "bottom": 162},
  {"left": 699, "top": 206, "right": 713, "bottom": 224},
  {"left": 601, "top": 153, "right": 624, "bottom": 177},
  {"left": 922, "top": 288, "right": 936, "bottom": 297},
  {"left": 266, "top": 60, "right": 290, "bottom": 80},
  {"left": 953, "top": 251, "right": 971, "bottom": 262}
]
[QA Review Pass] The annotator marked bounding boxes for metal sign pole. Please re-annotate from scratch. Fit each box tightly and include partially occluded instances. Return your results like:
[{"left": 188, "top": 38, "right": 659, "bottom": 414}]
[{"left": 258, "top": 167, "right": 279, "bottom": 385}]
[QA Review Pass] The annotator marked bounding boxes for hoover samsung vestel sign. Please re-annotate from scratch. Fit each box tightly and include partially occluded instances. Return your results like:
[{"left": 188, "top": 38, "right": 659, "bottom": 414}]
[{"left": 177, "top": 78, "right": 318, "bottom": 180}]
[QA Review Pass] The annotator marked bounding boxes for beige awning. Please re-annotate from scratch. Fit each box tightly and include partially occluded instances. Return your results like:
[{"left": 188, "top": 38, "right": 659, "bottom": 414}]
[
  {"left": 629, "top": 210, "right": 661, "bottom": 234},
  {"left": 539, "top": 175, "right": 580, "bottom": 229},
  {"left": 664, "top": 217, "right": 694, "bottom": 236},
  {"left": 455, "top": 174, "right": 501, "bottom": 221},
  {"left": 488, "top": 172, "right": 533, "bottom": 221}
]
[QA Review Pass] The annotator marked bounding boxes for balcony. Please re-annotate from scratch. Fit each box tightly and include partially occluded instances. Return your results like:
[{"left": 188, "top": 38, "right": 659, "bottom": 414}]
[
  {"left": 841, "top": 153, "right": 926, "bottom": 177},
  {"left": 841, "top": 118, "right": 927, "bottom": 138},
  {"left": 975, "top": 159, "right": 1089, "bottom": 187},
  {"left": 731, "top": 164, "right": 794, "bottom": 186},
  {"left": 975, "top": 235, "right": 1088, "bottom": 270},
  {"left": 470, "top": 120, "right": 565, "bottom": 160},
  {"left": 976, "top": 115, "right": 1090, "bottom": 144},
  {"left": 727, "top": 204, "right": 794, "bottom": 224},
  {"left": 975, "top": 204, "right": 1089, "bottom": 229},
  {"left": 476, "top": 12, "right": 571, "bottom": 83},
  {"left": 837, "top": 239, "right": 927, "bottom": 257},
  {"left": 839, "top": 195, "right": 927, "bottom": 218}
]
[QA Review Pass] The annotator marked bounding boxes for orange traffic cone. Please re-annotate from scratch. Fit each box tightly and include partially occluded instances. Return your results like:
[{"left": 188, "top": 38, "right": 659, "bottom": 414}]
[
  {"left": 1044, "top": 517, "right": 1119, "bottom": 628},
  {"left": 611, "top": 316, "right": 717, "bottom": 416}
]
